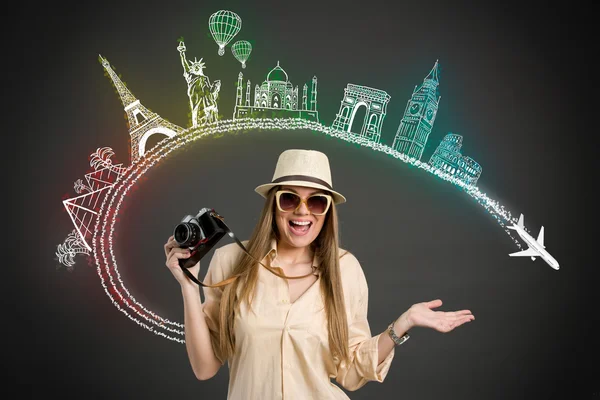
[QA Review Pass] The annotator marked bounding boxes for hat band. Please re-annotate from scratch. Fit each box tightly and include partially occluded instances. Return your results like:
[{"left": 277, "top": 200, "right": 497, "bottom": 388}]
[{"left": 272, "top": 175, "right": 333, "bottom": 190}]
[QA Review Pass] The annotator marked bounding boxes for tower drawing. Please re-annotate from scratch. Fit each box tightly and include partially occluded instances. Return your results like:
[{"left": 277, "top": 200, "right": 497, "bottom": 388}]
[
  {"left": 100, "top": 55, "right": 184, "bottom": 164},
  {"left": 236, "top": 72, "right": 244, "bottom": 106},
  {"left": 310, "top": 76, "right": 317, "bottom": 111},
  {"left": 331, "top": 84, "right": 391, "bottom": 144},
  {"left": 392, "top": 60, "right": 441, "bottom": 160},
  {"left": 429, "top": 133, "right": 482, "bottom": 186},
  {"left": 233, "top": 61, "right": 318, "bottom": 122}
]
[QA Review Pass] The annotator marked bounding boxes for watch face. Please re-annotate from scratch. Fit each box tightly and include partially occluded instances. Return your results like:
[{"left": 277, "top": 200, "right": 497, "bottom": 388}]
[
  {"left": 410, "top": 103, "right": 420, "bottom": 114},
  {"left": 426, "top": 108, "right": 434, "bottom": 121}
]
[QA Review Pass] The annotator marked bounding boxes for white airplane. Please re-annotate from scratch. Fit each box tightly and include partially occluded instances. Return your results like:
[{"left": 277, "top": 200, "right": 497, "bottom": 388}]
[{"left": 507, "top": 213, "right": 559, "bottom": 270}]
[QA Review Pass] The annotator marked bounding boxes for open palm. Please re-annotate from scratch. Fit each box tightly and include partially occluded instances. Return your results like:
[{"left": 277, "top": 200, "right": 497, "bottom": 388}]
[{"left": 409, "top": 299, "right": 475, "bottom": 333}]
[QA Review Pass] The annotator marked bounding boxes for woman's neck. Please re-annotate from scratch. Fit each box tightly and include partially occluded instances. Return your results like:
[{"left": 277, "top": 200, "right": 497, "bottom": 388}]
[{"left": 276, "top": 241, "right": 314, "bottom": 264}]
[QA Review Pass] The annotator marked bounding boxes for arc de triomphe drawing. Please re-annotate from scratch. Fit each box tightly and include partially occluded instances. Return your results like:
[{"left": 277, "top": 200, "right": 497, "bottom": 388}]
[{"left": 331, "top": 84, "right": 390, "bottom": 143}]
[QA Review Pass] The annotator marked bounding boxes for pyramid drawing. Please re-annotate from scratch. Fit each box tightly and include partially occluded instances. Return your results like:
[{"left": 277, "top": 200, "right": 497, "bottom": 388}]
[{"left": 63, "top": 163, "right": 126, "bottom": 251}]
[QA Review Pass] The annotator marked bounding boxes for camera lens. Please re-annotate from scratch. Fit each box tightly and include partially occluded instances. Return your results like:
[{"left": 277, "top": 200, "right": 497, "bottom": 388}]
[{"left": 174, "top": 222, "right": 201, "bottom": 247}]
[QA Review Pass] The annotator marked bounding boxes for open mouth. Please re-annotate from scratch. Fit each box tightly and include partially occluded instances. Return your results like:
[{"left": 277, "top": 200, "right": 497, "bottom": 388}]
[{"left": 288, "top": 220, "right": 312, "bottom": 235}]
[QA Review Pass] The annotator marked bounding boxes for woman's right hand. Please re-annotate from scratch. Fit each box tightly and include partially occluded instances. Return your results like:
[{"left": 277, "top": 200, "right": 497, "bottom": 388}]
[
  {"left": 405, "top": 299, "right": 474, "bottom": 333},
  {"left": 164, "top": 235, "right": 201, "bottom": 288}
]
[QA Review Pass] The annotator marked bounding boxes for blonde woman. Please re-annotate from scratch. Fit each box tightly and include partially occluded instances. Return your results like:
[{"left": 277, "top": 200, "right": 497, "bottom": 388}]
[{"left": 164, "top": 149, "right": 475, "bottom": 399}]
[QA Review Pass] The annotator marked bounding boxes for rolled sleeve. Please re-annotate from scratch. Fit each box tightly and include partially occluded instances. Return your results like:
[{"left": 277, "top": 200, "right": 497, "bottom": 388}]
[{"left": 334, "top": 261, "right": 395, "bottom": 391}]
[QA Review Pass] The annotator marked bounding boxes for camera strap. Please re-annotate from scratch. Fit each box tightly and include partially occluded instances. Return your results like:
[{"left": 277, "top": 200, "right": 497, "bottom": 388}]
[{"left": 182, "top": 211, "right": 320, "bottom": 288}]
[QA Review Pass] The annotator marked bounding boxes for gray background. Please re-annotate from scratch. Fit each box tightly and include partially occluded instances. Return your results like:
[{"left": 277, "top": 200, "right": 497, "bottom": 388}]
[{"left": 9, "top": 0, "right": 596, "bottom": 398}]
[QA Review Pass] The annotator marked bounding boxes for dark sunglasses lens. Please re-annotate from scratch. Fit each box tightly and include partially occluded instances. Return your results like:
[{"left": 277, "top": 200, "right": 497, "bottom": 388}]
[
  {"left": 307, "top": 195, "right": 329, "bottom": 214},
  {"left": 279, "top": 192, "right": 300, "bottom": 211}
]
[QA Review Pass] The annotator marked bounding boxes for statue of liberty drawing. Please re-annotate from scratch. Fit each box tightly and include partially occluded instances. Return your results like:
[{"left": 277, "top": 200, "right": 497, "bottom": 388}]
[{"left": 177, "top": 41, "right": 221, "bottom": 127}]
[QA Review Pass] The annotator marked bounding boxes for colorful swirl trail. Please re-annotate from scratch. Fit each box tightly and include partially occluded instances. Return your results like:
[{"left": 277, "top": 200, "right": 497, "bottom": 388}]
[{"left": 93, "top": 118, "right": 522, "bottom": 343}]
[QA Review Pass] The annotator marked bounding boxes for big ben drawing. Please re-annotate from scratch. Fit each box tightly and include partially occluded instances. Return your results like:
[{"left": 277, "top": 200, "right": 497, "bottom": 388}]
[{"left": 392, "top": 61, "right": 441, "bottom": 160}]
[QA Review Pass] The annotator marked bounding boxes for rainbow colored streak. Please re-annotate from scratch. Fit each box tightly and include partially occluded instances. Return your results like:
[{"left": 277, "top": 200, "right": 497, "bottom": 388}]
[{"left": 93, "top": 118, "right": 522, "bottom": 343}]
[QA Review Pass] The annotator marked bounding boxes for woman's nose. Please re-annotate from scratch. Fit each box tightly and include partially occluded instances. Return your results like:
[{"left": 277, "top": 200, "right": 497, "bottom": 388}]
[{"left": 295, "top": 201, "right": 310, "bottom": 214}]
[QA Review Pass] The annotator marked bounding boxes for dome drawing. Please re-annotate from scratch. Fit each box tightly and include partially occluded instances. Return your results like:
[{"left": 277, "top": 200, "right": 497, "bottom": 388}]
[{"left": 267, "top": 61, "right": 289, "bottom": 82}]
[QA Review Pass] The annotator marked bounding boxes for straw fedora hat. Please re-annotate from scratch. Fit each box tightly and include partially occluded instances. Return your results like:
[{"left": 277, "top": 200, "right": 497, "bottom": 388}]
[{"left": 254, "top": 149, "right": 346, "bottom": 204}]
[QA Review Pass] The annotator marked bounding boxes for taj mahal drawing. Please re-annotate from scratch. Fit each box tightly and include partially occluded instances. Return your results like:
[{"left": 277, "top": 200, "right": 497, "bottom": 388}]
[{"left": 233, "top": 61, "right": 319, "bottom": 122}]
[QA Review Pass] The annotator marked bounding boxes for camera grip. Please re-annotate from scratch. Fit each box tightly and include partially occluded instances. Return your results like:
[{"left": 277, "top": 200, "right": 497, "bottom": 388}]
[{"left": 179, "top": 251, "right": 201, "bottom": 270}]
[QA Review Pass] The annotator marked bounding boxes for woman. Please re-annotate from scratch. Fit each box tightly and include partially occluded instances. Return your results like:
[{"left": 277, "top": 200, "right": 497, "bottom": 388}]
[{"left": 164, "top": 149, "right": 475, "bottom": 399}]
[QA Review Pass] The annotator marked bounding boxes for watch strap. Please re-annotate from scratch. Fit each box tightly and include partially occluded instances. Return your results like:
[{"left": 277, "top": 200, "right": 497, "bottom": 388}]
[{"left": 387, "top": 321, "right": 410, "bottom": 346}]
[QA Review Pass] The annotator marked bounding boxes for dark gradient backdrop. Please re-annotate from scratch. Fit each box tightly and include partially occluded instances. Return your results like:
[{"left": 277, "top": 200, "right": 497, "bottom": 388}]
[{"left": 10, "top": 0, "right": 596, "bottom": 398}]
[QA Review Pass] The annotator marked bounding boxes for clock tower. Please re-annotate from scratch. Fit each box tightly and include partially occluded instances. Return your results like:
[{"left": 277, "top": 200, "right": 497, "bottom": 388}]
[{"left": 392, "top": 61, "right": 441, "bottom": 160}]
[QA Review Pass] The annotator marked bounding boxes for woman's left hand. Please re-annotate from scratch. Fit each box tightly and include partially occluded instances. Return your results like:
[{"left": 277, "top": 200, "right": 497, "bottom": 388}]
[{"left": 406, "top": 299, "right": 475, "bottom": 333}]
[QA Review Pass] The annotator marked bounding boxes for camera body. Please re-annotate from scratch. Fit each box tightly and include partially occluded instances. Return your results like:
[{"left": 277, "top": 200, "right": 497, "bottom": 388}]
[{"left": 173, "top": 208, "right": 228, "bottom": 270}]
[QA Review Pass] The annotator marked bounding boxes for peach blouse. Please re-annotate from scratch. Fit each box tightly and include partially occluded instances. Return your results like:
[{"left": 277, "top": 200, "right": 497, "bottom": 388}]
[{"left": 201, "top": 239, "right": 395, "bottom": 399}]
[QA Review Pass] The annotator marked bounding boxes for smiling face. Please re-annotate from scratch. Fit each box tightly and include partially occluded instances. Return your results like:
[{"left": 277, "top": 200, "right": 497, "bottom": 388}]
[{"left": 274, "top": 185, "right": 329, "bottom": 251}]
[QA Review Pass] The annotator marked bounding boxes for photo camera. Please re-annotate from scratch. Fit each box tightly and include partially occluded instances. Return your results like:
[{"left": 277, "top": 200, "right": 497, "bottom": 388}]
[{"left": 173, "top": 208, "right": 228, "bottom": 271}]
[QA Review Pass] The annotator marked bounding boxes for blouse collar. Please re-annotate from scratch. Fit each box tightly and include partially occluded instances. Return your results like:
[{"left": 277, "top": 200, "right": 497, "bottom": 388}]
[{"left": 264, "top": 238, "right": 321, "bottom": 272}]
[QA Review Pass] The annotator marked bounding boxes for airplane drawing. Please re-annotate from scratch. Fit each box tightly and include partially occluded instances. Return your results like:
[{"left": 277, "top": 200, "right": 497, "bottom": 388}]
[{"left": 507, "top": 213, "right": 559, "bottom": 270}]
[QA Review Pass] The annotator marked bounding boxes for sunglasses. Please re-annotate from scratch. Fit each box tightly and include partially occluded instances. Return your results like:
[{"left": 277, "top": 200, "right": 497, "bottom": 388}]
[{"left": 275, "top": 190, "right": 332, "bottom": 216}]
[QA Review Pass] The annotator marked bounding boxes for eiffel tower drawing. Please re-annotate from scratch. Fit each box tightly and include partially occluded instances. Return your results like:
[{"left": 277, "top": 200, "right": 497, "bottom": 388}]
[{"left": 99, "top": 55, "right": 185, "bottom": 164}]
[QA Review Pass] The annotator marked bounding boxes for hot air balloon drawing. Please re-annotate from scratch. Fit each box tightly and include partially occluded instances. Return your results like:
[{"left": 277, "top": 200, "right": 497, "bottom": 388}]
[
  {"left": 231, "top": 40, "right": 252, "bottom": 69},
  {"left": 208, "top": 10, "right": 242, "bottom": 56}
]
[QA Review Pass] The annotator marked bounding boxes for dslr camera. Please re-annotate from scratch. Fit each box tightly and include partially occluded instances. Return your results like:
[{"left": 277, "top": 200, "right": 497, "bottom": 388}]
[{"left": 173, "top": 208, "right": 228, "bottom": 271}]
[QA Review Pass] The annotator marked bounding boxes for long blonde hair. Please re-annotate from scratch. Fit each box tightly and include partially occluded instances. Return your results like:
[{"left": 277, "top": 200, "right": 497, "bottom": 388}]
[{"left": 216, "top": 185, "right": 350, "bottom": 366}]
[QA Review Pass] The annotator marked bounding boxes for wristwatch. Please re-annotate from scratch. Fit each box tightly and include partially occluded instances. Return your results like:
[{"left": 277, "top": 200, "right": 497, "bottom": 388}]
[{"left": 387, "top": 321, "right": 410, "bottom": 346}]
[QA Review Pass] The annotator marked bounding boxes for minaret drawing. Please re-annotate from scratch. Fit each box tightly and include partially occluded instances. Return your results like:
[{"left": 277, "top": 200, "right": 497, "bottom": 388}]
[
  {"left": 245, "top": 80, "right": 251, "bottom": 106},
  {"left": 310, "top": 76, "right": 318, "bottom": 111},
  {"left": 100, "top": 55, "right": 184, "bottom": 164},
  {"left": 392, "top": 60, "right": 441, "bottom": 160},
  {"left": 236, "top": 72, "right": 244, "bottom": 106},
  {"left": 302, "top": 84, "right": 308, "bottom": 110}
]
